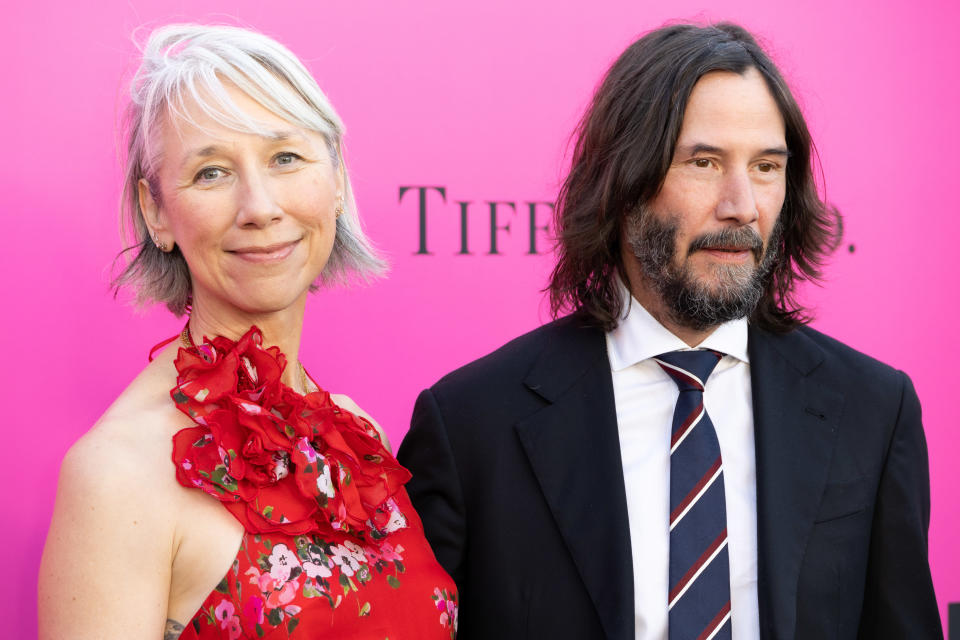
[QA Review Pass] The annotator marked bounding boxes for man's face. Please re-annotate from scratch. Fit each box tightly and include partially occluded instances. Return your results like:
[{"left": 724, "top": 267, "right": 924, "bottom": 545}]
[{"left": 625, "top": 67, "right": 789, "bottom": 330}]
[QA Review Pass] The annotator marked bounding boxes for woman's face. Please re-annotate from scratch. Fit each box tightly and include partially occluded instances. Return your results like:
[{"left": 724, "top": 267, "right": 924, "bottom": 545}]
[{"left": 140, "top": 83, "right": 342, "bottom": 322}]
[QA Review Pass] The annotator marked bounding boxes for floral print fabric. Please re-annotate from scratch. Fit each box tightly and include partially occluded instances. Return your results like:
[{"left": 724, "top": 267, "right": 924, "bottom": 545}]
[
  {"left": 171, "top": 327, "right": 410, "bottom": 542},
  {"left": 181, "top": 491, "right": 458, "bottom": 639},
  {"left": 169, "top": 327, "right": 457, "bottom": 638}
]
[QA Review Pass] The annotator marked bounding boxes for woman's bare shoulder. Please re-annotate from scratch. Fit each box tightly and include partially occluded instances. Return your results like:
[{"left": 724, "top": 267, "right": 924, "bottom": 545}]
[
  {"left": 330, "top": 393, "right": 391, "bottom": 453},
  {"left": 39, "top": 352, "right": 194, "bottom": 638},
  {"left": 64, "top": 351, "right": 186, "bottom": 509}
]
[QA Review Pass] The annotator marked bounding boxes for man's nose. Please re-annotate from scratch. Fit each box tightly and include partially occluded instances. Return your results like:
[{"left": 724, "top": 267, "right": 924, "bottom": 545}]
[
  {"left": 236, "top": 170, "right": 283, "bottom": 227},
  {"left": 715, "top": 170, "right": 759, "bottom": 225}
]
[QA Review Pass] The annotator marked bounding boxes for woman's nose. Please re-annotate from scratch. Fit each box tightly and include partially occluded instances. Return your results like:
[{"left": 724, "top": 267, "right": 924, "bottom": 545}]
[{"left": 235, "top": 171, "right": 283, "bottom": 227}]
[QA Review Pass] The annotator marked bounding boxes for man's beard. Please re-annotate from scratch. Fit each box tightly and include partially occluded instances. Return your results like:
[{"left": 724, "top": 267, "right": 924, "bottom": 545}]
[{"left": 625, "top": 208, "right": 782, "bottom": 331}]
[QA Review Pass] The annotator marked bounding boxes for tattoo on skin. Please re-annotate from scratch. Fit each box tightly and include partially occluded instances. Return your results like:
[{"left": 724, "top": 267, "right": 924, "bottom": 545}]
[{"left": 164, "top": 619, "right": 185, "bottom": 640}]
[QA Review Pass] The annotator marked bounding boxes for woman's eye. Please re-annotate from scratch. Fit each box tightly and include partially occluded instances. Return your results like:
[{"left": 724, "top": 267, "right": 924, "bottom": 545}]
[
  {"left": 275, "top": 152, "right": 302, "bottom": 166},
  {"left": 194, "top": 167, "right": 225, "bottom": 183}
]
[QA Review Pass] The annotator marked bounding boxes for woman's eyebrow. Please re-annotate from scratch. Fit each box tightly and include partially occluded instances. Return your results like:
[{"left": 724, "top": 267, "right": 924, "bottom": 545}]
[
  {"left": 265, "top": 130, "right": 307, "bottom": 142},
  {"left": 178, "top": 145, "right": 223, "bottom": 170},
  {"left": 179, "top": 131, "right": 311, "bottom": 167}
]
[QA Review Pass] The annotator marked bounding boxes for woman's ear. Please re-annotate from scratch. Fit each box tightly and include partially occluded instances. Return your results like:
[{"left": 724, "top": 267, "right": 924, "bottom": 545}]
[
  {"left": 138, "top": 178, "right": 173, "bottom": 251},
  {"left": 333, "top": 150, "right": 347, "bottom": 220},
  {"left": 334, "top": 143, "right": 346, "bottom": 196}
]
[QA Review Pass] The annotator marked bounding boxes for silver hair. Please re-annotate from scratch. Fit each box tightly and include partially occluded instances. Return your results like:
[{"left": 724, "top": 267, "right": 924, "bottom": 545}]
[{"left": 113, "top": 23, "right": 386, "bottom": 315}]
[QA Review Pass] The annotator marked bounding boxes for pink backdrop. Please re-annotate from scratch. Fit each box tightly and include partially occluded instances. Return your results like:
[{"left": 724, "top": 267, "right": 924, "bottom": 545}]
[{"left": 3, "top": 0, "right": 957, "bottom": 635}]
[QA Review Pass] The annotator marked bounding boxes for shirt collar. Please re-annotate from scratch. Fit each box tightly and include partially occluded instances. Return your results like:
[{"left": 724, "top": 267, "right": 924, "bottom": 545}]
[{"left": 606, "top": 280, "right": 749, "bottom": 371}]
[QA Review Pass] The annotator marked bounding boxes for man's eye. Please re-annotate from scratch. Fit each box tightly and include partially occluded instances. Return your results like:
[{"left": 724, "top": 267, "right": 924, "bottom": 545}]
[
  {"left": 692, "top": 158, "right": 712, "bottom": 168},
  {"left": 195, "top": 167, "right": 225, "bottom": 183},
  {"left": 757, "top": 162, "right": 777, "bottom": 173}
]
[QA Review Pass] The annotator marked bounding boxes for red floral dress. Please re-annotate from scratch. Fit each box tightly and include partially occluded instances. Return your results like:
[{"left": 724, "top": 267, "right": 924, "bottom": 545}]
[{"left": 168, "top": 328, "right": 457, "bottom": 639}]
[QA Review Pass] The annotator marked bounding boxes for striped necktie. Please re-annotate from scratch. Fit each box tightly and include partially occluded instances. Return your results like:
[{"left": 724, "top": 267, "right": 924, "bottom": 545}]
[{"left": 654, "top": 350, "right": 732, "bottom": 640}]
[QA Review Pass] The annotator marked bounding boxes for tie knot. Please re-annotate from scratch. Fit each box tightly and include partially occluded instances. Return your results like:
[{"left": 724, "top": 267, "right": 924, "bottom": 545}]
[{"left": 654, "top": 350, "right": 722, "bottom": 391}]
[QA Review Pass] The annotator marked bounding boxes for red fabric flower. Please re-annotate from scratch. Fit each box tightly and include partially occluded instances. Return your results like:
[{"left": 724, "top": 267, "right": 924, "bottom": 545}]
[{"left": 170, "top": 327, "right": 411, "bottom": 543}]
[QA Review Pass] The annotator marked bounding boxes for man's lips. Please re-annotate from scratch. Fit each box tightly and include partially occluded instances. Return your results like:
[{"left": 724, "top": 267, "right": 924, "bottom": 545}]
[
  {"left": 696, "top": 246, "right": 756, "bottom": 260},
  {"left": 228, "top": 239, "right": 300, "bottom": 263}
]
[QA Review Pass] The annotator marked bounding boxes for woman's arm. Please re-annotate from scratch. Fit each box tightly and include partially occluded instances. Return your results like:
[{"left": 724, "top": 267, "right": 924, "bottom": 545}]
[{"left": 39, "top": 428, "right": 175, "bottom": 639}]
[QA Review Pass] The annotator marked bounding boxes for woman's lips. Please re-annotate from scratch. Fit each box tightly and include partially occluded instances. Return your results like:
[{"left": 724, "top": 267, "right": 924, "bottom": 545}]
[{"left": 229, "top": 239, "right": 300, "bottom": 263}]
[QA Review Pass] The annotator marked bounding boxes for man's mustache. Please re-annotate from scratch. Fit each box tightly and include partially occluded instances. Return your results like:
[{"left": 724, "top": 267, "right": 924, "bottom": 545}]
[{"left": 687, "top": 227, "right": 764, "bottom": 260}]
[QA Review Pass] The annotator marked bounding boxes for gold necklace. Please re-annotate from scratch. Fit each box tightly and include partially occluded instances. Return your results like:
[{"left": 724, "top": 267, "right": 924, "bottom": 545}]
[{"left": 180, "top": 324, "right": 313, "bottom": 394}]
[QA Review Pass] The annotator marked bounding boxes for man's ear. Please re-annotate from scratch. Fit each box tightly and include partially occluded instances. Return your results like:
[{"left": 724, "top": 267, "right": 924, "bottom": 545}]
[{"left": 138, "top": 178, "right": 173, "bottom": 251}]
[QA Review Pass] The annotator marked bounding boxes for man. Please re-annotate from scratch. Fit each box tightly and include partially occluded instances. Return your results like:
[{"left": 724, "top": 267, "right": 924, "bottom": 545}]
[{"left": 397, "top": 23, "right": 942, "bottom": 640}]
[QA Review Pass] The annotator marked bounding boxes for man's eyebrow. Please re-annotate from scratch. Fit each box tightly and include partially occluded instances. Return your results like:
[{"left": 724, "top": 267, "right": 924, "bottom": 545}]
[
  {"left": 760, "top": 146, "right": 792, "bottom": 158},
  {"left": 678, "top": 143, "right": 792, "bottom": 157},
  {"left": 681, "top": 143, "right": 725, "bottom": 156}
]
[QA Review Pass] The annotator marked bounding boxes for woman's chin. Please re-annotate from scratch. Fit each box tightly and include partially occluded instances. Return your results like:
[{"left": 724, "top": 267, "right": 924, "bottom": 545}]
[{"left": 218, "top": 289, "right": 311, "bottom": 319}]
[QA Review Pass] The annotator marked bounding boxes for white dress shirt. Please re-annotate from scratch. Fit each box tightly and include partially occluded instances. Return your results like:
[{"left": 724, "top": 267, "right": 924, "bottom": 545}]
[{"left": 605, "top": 290, "right": 760, "bottom": 640}]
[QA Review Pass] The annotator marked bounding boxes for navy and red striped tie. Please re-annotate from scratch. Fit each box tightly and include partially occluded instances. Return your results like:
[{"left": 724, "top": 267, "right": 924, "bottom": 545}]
[{"left": 654, "top": 350, "right": 732, "bottom": 640}]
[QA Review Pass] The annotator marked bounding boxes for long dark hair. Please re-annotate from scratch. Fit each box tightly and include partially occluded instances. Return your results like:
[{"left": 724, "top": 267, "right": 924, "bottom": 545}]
[{"left": 548, "top": 22, "right": 842, "bottom": 332}]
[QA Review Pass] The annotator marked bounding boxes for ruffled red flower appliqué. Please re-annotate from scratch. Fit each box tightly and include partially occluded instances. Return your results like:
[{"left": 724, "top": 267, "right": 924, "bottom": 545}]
[{"left": 170, "top": 327, "right": 411, "bottom": 544}]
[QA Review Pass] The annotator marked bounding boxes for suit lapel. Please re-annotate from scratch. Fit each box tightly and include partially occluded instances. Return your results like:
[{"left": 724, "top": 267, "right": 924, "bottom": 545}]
[
  {"left": 514, "top": 320, "right": 634, "bottom": 640},
  {"left": 749, "top": 327, "right": 844, "bottom": 640}
]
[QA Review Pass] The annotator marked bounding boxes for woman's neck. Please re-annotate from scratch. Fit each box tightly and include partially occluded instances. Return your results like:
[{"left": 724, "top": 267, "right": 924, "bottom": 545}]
[{"left": 186, "top": 294, "right": 308, "bottom": 392}]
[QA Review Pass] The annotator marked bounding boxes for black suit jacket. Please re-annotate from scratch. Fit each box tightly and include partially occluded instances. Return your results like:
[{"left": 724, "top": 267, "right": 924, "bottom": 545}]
[{"left": 398, "top": 315, "right": 942, "bottom": 639}]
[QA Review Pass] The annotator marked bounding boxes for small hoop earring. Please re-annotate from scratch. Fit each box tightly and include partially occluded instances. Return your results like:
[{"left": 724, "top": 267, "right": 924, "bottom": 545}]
[{"left": 334, "top": 193, "right": 345, "bottom": 219}]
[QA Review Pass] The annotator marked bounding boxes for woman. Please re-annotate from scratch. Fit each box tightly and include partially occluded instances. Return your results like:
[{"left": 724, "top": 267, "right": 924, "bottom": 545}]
[{"left": 39, "top": 24, "right": 457, "bottom": 639}]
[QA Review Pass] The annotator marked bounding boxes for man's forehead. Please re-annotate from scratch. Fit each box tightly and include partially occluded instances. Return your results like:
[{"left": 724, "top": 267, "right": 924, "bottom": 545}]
[{"left": 673, "top": 69, "right": 787, "bottom": 155}]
